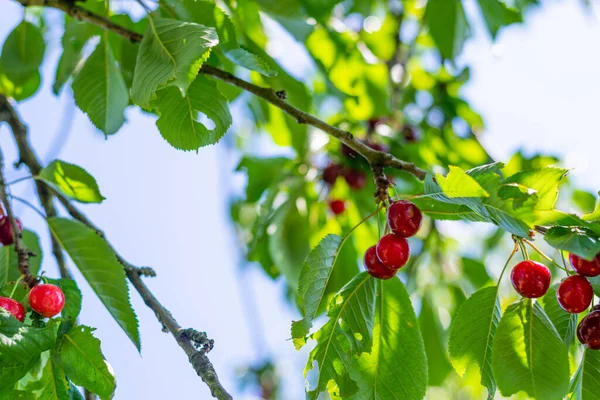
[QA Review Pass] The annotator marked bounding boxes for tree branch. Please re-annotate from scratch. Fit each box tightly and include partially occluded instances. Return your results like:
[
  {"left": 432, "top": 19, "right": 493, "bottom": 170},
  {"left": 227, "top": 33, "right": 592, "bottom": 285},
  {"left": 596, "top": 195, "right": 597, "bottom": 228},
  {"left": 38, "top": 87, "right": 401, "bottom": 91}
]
[
  {"left": 0, "top": 95, "right": 232, "bottom": 399},
  {"left": 13, "top": 0, "right": 427, "bottom": 182}
]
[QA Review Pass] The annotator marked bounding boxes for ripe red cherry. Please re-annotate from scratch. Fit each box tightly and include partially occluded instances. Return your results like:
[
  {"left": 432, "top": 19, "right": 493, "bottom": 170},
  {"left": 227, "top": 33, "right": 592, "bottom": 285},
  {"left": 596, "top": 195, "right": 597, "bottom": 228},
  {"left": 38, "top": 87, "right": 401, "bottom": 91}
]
[
  {"left": 0, "top": 216, "right": 22, "bottom": 246},
  {"left": 0, "top": 296, "right": 25, "bottom": 322},
  {"left": 557, "top": 275, "right": 593, "bottom": 313},
  {"left": 322, "top": 163, "right": 342, "bottom": 186},
  {"left": 328, "top": 199, "right": 345, "bottom": 215},
  {"left": 569, "top": 253, "right": 600, "bottom": 277},
  {"left": 376, "top": 234, "right": 410, "bottom": 270},
  {"left": 364, "top": 246, "right": 396, "bottom": 279},
  {"left": 344, "top": 169, "right": 366, "bottom": 190},
  {"left": 577, "top": 309, "right": 600, "bottom": 349},
  {"left": 28, "top": 284, "right": 65, "bottom": 318},
  {"left": 387, "top": 200, "right": 422, "bottom": 238},
  {"left": 510, "top": 260, "right": 551, "bottom": 298}
]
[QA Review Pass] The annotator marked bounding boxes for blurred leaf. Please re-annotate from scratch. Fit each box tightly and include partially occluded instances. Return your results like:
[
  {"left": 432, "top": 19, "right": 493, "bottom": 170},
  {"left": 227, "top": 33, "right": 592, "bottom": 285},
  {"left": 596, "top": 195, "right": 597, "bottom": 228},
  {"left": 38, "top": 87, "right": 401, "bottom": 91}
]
[
  {"left": 349, "top": 277, "right": 427, "bottom": 400},
  {"left": 572, "top": 190, "right": 597, "bottom": 214},
  {"left": 545, "top": 226, "right": 600, "bottom": 261},
  {"left": 570, "top": 347, "right": 600, "bottom": 400},
  {"left": 539, "top": 284, "right": 577, "bottom": 347},
  {"left": 53, "top": 325, "right": 115, "bottom": 399},
  {"left": 39, "top": 160, "right": 105, "bottom": 204},
  {"left": 448, "top": 286, "right": 500, "bottom": 396},
  {"left": 419, "top": 292, "right": 452, "bottom": 386},
  {"left": 0, "top": 67, "right": 41, "bottom": 101},
  {"left": 0, "top": 311, "right": 58, "bottom": 396},
  {"left": 130, "top": 17, "right": 218, "bottom": 108},
  {"left": 305, "top": 272, "right": 377, "bottom": 400},
  {"left": 425, "top": 0, "right": 469, "bottom": 59},
  {"left": 0, "top": 21, "right": 45, "bottom": 85},
  {"left": 583, "top": 200, "right": 600, "bottom": 222},
  {"left": 476, "top": 0, "right": 522, "bottom": 39},
  {"left": 236, "top": 156, "right": 290, "bottom": 202},
  {"left": 0, "top": 229, "right": 43, "bottom": 286},
  {"left": 72, "top": 37, "right": 128, "bottom": 135},
  {"left": 461, "top": 257, "right": 492, "bottom": 288},
  {"left": 155, "top": 76, "right": 232, "bottom": 150},
  {"left": 492, "top": 300, "right": 569, "bottom": 400},
  {"left": 48, "top": 218, "right": 140, "bottom": 350}
]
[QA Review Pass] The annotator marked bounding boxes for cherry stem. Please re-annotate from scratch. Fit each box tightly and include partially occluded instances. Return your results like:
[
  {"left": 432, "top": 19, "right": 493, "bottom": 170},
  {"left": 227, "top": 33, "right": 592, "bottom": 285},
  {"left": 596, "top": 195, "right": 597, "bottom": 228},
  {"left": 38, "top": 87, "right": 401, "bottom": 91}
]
[
  {"left": 9, "top": 275, "right": 24, "bottom": 299},
  {"left": 344, "top": 205, "right": 383, "bottom": 240},
  {"left": 497, "top": 242, "right": 520, "bottom": 285},
  {"left": 523, "top": 239, "right": 570, "bottom": 273},
  {"left": 517, "top": 240, "right": 528, "bottom": 260},
  {"left": 6, "top": 176, "right": 32, "bottom": 186}
]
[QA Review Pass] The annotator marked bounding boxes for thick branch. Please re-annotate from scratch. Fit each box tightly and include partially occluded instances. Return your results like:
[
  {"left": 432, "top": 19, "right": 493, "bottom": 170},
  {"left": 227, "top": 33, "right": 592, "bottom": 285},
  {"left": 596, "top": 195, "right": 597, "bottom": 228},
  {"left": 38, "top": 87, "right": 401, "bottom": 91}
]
[
  {"left": 0, "top": 96, "right": 232, "bottom": 398},
  {"left": 14, "top": 0, "right": 427, "bottom": 181}
]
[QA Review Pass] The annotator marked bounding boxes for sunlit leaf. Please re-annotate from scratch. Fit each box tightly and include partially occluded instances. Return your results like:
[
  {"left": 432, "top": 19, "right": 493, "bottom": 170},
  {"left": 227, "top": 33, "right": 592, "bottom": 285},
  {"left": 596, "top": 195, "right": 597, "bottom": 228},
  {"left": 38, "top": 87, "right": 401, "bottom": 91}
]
[{"left": 39, "top": 160, "right": 105, "bottom": 204}]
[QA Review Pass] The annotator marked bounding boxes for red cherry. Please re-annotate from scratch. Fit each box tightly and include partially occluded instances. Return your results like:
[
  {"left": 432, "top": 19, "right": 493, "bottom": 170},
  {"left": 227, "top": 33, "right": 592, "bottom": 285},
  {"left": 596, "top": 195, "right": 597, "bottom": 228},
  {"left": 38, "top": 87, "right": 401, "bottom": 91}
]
[
  {"left": 0, "top": 216, "right": 22, "bottom": 246},
  {"left": 376, "top": 234, "right": 410, "bottom": 270},
  {"left": 344, "top": 169, "right": 366, "bottom": 190},
  {"left": 322, "top": 163, "right": 342, "bottom": 186},
  {"left": 577, "top": 310, "right": 600, "bottom": 349},
  {"left": 328, "top": 199, "right": 345, "bottom": 215},
  {"left": 341, "top": 143, "right": 358, "bottom": 159},
  {"left": 557, "top": 275, "right": 593, "bottom": 314},
  {"left": 364, "top": 246, "right": 396, "bottom": 279},
  {"left": 365, "top": 140, "right": 388, "bottom": 153},
  {"left": 510, "top": 260, "right": 551, "bottom": 298},
  {"left": 569, "top": 253, "right": 600, "bottom": 277},
  {"left": 387, "top": 200, "right": 422, "bottom": 238},
  {"left": 402, "top": 126, "right": 418, "bottom": 142},
  {"left": 0, "top": 296, "right": 25, "bottom": 322},
  {"left": 28, "top": 284, "right": 65, "bottom": 318}
]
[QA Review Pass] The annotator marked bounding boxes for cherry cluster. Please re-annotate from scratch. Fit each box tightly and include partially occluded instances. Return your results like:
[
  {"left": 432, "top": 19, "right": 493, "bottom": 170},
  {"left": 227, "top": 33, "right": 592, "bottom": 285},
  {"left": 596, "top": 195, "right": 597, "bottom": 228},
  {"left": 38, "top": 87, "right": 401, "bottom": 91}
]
[
  {"left": 364, "top": 200, "right": 422, "bottom": 279},
  {"left": 510, "top": 251, "right": 600, "bottom": 350},
  {"left": 0, "top": 215, "right": 66, "bottom": 322}
]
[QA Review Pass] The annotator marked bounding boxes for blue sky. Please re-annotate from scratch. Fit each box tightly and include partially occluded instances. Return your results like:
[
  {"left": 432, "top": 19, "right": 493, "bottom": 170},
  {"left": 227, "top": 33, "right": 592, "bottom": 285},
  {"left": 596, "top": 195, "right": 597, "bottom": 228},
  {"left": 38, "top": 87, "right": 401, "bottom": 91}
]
[{"left": 1, "top": 0, "right": 599, "bottom": 399}]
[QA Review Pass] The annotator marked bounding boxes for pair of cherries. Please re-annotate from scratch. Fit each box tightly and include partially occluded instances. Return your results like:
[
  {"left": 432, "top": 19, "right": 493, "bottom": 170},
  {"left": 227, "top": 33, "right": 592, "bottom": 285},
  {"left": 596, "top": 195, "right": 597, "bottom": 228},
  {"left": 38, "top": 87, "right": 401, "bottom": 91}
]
[
  {"left": 364, "top": 201, "right": 422, "bottom": 279},
  {"left": 0, "top": 283, "right": 66, "bottom": 322}
]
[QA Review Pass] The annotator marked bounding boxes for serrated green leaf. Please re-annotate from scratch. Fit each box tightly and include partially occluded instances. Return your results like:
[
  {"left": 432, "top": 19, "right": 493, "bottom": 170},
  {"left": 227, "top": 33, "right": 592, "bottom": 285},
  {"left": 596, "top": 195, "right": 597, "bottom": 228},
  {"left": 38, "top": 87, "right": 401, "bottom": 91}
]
[
  {"left": 492, "top": 300, "right": 569, "bottom": 400},
  {"left": 545, "top": 226, "right": 600, "bottom": 260},
  {"left": 436, "top": 166, "right": 489, "bottom": 198},
  {"left": 0, "top": 21, "right": 45, "bottom": 85},
  {"left": 305, "top": 272, "right": 377, "bottom": 400},
  {"left": 0, "top": 311, "right": 58, "bottom": 396},
  {"left": 348, "top": 277, "right": 427, "bottom": 400},
  {"left": 72, "top": 38, "right": 128, "bottom": 135},
  {"left": 224, "top": 47, "right": 276, "bottom": 76},
  {"left": 0, "top": 229, "right": 43, "bottom": 286},
  {"left": 412, "top": 197, "right": 486, "bottom": 222},
  {"left": 504, "top": 167, "right": 567, "bottom": 211},
  {"left": 570, "top": 348, "right": 600, "bottom": 400},
  {"left": 476, "top": 0, "right": 522, "bottom": 38},
  {"left": 54, "top": 17, "right": 101, "bottom": 95},
  {"left": 539, "top": 284, "right": 577, "bottom": 347},
  {"left": 20, "top": 356, "right": 69, "bottom": 400},
  {"left": 48, "top": 218, "right": 140, "bottom": 350},
  {"left": 425, "top": 0, "right": 469, "bottom": 59},
  {"left": 38, "top": 160, "right": 105, "bottom": 204},
  {"left": 292, "top": 234, "right": 345, "bottom": 347},
  {"left": 155, "top": 75, "right": 232, "bottom": 150},
  {"left": 448, "top": 286, "right": 500, "bottom": 396},
  {"left": 53, "top": 326, "right": 115, "bottom": 400},
  {"left": 130, "top": 17, "right": 218, "bottom": 108}
]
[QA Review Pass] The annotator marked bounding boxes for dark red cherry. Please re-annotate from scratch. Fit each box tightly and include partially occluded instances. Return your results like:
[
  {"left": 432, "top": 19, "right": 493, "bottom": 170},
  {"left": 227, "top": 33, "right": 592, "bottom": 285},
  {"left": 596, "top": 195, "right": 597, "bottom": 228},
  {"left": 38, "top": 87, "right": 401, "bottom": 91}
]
[
  {"left": 0, "top": 296, "right": 25, "bottom": 322},
  {"left": 376, "top": 234, "right": 410, "bottom": 270},
  {"left": 364, "top": 246, "right": 396, "bottom": 279},
  {"left": 0, "top": 216, "right": 22, "bottom": 246},
  {"left": 570, "top": 253, "right": 600, "bottom": 277},
  {"left": 365, "top": 140, "right": 388, "bottom": 153},
  {"left": 341, "top": 143, "right": 358, "bottom": 159},
  {"left": 577, "top": 310, "right": 600, "bottom": 349},
  {"left": 557, "top": 275, "right": 593, "bottom": 314},
  {"left": 387, "top": 200, "right": 422, "bottom": 238},
  {"left": 510, "top": 260, "right": 551, "bottom": 298},
  {"left": 322, "top": 163, "right": 342, "bottom": 186},
  {"left": 344, "top": 168, "right": 367, "bottom": 190},
  {"left": 402, "top": 126, "right": 418, "bottom": 142},
  {"left": 328, "top": 199, "right": 345, "bottom": 215}
]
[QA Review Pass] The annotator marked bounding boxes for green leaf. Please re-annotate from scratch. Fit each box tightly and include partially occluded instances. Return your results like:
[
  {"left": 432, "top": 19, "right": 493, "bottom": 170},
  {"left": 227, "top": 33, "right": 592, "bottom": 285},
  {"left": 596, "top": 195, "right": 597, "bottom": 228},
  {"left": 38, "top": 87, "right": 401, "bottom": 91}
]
[
  {"left": 476, "top": 0, "right": 522, "bottom": 38},
  {"left": 419, "top": 292, "right": 452, "bottom": 386},
  {"left": 48, "top": 218, "right": 140, "bottom": 350},
  {"left": 570, "top": 348, "right": 600, "bottom": 400},
  {"left": 0, "top": 21, "right": 45, "bottom": 85},
  {"left": 461, "top": 257, "right": 493, "bottom": 288},
  {"left": 54, "top": 17, "right": 101, "bottom": 94},
  {"left": 545, "top": 226, "right": 600, "bottom": 261},
  {"left": 348, "top": 277, "right": 428, "bottom": 400},
  {"left": 67, "top": 382, "right": 84, "bottom": 400},
  {"left": 412, "top": 197, "right": 486, "bottom": 222},
  {"left": 236, "top": 156, "right": 290, "bottom": 202},
  {"left": 53, "top": 326, "right": 115, "bottom": 400},
  {"left": 492, "top": 300, "right": 570, "bottom": 400},
  {"left": 72, "top": 38, "right": 129, "bottom": 135},
  {"left": 47, "top": 278, "right": 82, "bottom": 322},
  {"left": 425, "top": 0, "right": 469, "bottom": 59},
  {"left": 305, "top": 272, "right": 377, "bottom": 400},
  {"left": 0, "top": 229, "right": 43, "bottom": 286},
  {"left": 539, "top": 284, "right": 577, "bottom": 347},
  {"left": 498, "top": 183, "right": 537, "bottom": 207},
  {"left": 583, "top": 200, "right": 600, "bottom": 222},
  {"left": 155, "top": 76, "right": 232, "bottom": 150},
  {"left": 292, "top": 234, "right": 345, "bottom": 347},
  {"left": 20, "top": 356, "right": 69, "bottom": 400},
  {"left": 0, "top": 311, "right": 58, "bottom": 396},
  {"left": 448, "top": 286, "right": 500, "bottom": 396},
  {"left": 38, "top": 160, "right": 105, "bottom": 204},
  {"left": 503, "top": 167, "right": 568, "bottom": 211},
  {"left": 130, "top": 17, "right": 218, "bottom": 108},
  {"left": 0, "top": 66, "right": 40, "bottom": 101},
  {"left": 436, "top": 166, "right": 490, "bottom": 198}
]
